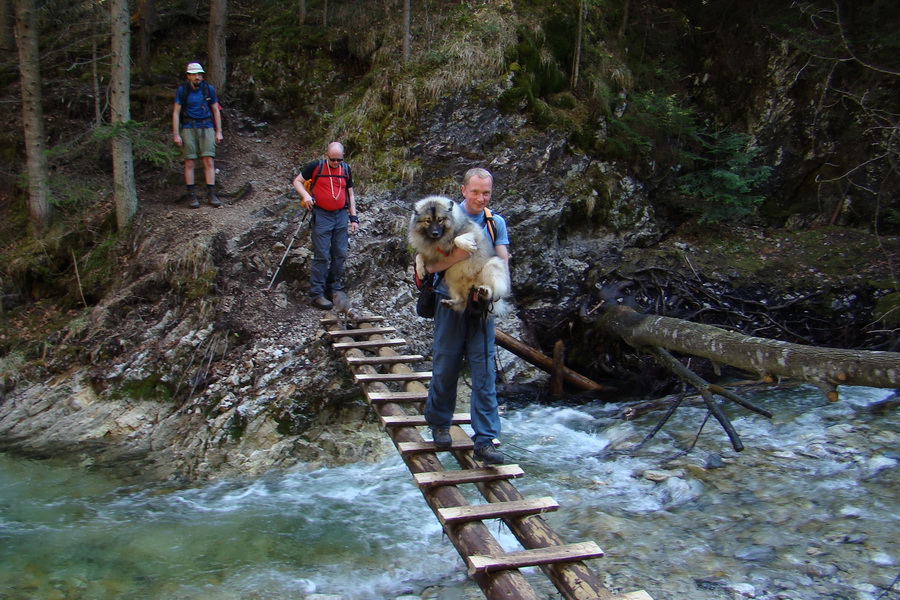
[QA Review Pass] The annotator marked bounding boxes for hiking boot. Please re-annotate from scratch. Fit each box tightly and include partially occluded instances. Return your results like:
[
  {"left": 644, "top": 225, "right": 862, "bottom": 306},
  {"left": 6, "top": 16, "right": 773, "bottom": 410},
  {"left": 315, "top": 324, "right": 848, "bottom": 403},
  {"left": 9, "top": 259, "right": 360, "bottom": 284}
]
[
  {"left": 208, "top": 192, "right": 221, "bottom": 208},
  {"left": 310, "top": 296, "right": 334, "bottom": 310},
  {"left": 431, "top": 427, "right": 452, "bottom": 450},
  {"left": 473, "top": 444, "right": 504, "bottom": 465},
  {"left": 188, "top": 194, "right": 200, "bottom": 209}
]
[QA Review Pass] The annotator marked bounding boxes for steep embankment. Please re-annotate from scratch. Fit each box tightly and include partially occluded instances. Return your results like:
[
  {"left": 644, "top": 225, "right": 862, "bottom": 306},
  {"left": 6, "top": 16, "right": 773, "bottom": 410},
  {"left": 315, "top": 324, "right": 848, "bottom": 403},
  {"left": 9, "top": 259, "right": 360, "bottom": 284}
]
[{"left": 0, "top": 123, "right": 395, "bottom": 480}]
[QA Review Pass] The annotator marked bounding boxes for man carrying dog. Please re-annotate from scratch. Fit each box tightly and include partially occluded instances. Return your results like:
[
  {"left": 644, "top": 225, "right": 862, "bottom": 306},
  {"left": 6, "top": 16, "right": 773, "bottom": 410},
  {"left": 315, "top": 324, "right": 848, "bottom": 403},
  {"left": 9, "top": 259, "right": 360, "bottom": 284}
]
[
  {"left": 293, "top": 142, "right": 359, "bottom": 310},
  {"left": 421, "top": 168, "right": 510, "bottom": 465},
  {"left": 172, "top": 62, "right": 223, "bottom": 209}
]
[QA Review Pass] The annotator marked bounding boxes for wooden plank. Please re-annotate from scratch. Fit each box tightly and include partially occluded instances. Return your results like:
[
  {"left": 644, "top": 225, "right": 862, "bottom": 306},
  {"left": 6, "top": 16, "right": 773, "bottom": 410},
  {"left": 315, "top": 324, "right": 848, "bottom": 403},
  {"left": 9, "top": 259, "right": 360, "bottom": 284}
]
[
  {"left": 438, "top": 497, "right": 559, "bottom": 525},
  {"left": 346, "top": 355, "right": 425, "bottom": 365},
  {"left": 414, "top": 465, "right": 525, "bottom": 489},
  {"left": 332, "top": 339, "right": 406, "bottom": 350},
  {"left": 380, "top": 413, "right": 470, "bottom": 427},
  {"left": 356, "top": 372, "right": 432, "bottom": 383},
  {"left": 320, "top": 315, "right": 385, "bottom": 325},
  {"left": 467, "top": 541, "right": 605, "bottom": 575},
  {"left": 398, "top": 439, "right": 475, "bottom": 454},
  {"left": 367, "top": 391, "right": 428, "bottom": 403},
  {"left": 324, "top": 326, "right": 398, "bottom": 338}
]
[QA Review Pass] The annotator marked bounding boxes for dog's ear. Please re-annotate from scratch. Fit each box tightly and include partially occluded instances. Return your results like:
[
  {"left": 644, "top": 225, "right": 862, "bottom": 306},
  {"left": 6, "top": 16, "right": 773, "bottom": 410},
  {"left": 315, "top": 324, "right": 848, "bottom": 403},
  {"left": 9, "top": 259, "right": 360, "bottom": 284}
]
[{"left": 447, "top": 199, "right": 454, "bottom": 212}]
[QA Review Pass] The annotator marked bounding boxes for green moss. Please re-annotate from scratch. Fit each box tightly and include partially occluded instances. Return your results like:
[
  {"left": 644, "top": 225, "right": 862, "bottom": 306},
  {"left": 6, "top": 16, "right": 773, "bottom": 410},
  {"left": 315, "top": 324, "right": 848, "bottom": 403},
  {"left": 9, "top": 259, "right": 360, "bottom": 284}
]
[{"left": 107, "top": 373, "right": 173, "bottom": 403}]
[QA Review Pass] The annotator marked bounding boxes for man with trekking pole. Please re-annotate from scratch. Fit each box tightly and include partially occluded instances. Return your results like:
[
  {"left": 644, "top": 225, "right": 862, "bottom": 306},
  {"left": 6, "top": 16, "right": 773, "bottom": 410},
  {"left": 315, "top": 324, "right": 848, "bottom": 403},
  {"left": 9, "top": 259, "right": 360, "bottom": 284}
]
[{"left": 292, "top": 142, "right": 359, "bottom": 310}]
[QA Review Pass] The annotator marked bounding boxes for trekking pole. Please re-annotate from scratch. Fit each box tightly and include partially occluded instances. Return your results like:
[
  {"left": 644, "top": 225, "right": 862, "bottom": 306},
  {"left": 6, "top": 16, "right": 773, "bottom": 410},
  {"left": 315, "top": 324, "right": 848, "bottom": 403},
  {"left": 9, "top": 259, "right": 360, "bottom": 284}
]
[{"left": 264, "top": 209, "right": 310, "bottom": 293}]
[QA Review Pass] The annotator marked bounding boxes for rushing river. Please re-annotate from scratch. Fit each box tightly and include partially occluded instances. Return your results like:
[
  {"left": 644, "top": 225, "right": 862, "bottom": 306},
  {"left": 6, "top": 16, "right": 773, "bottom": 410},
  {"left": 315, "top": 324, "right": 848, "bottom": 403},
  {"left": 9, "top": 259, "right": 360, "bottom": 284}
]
[{"left": 1, "top": 385, "right": 897, "bottom": 600}]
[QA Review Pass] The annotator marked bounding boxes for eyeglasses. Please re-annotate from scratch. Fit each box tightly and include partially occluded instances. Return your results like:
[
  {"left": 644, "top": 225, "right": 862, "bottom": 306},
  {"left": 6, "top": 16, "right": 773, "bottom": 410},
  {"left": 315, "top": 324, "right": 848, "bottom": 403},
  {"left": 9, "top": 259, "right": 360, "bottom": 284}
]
[{"left": 327, "top": 157, "right": 343, "bottom": 163}]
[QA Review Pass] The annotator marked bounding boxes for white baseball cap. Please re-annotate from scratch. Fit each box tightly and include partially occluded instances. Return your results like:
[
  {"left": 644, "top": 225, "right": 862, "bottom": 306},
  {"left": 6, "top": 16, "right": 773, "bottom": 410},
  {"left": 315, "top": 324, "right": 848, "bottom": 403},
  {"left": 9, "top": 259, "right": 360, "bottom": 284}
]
[{"left": 186, "top": 62, "right": 205, "bottom": 74}]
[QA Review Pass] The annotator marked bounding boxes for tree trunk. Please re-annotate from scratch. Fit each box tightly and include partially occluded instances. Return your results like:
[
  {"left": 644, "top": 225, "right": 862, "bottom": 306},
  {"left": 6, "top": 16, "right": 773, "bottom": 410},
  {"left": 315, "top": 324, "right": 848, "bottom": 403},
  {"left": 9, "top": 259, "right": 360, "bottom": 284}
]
[
  {"left": 570, "top": 0, "right": 585, "bottom": 88},
  {"left": 0, "top": 0, "right": 14, "bottom": 53},
  {"left": 297, "top": 0, "right": 305, "bottom": 25},
  {"left": 207, "top": 0, "right": 226, "bottom": 91},
  {"left": 618, "top": 0, "right": 629, "bottom": 38},
  {"left": 402, "top": 0, "right": 410, "bottom": 63},
  {"left": 14, "top": 0, "right": 51, "bottom": 236},
  {"left": 110, "top": 0, "right": 137, "bottom": 230},
  {"left": 92, "top": 35, "right": 102, "bottom": 126},
  {"left": 598, "top": 305, "right": 900, "bottom": 400},
  {"left": 135, "top": 0, "right": 158, "bottom": 85}
]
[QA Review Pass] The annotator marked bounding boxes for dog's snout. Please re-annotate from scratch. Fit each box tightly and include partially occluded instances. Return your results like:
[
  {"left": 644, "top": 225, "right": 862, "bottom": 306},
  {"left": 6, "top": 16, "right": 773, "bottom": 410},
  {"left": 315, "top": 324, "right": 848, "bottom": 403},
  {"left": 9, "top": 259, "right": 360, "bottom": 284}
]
[{"left": 427, "top": 223, "right": 443, "bottom": 238}]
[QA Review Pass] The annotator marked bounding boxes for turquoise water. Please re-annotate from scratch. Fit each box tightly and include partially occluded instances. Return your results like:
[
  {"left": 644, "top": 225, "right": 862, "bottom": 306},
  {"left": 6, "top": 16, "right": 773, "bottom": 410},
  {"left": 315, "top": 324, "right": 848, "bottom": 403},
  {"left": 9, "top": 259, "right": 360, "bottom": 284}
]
[{"left": 1, "top": 385, "right": 898, "bottom": 599}]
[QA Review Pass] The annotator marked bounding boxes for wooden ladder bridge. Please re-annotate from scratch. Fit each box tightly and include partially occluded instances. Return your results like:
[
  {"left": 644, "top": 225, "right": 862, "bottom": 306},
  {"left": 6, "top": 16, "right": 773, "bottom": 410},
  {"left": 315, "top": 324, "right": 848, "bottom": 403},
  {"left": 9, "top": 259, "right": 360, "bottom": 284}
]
[{"left": 321, "top": 313, "right": 652, "bottom": 600}]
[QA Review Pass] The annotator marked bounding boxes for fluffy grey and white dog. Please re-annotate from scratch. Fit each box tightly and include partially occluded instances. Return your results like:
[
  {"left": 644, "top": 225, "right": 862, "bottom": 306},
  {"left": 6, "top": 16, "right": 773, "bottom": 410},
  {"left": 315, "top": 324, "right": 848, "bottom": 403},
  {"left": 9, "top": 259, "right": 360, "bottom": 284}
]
[{"left": 408, "top": 195, "right": 510, "bottom": 314}]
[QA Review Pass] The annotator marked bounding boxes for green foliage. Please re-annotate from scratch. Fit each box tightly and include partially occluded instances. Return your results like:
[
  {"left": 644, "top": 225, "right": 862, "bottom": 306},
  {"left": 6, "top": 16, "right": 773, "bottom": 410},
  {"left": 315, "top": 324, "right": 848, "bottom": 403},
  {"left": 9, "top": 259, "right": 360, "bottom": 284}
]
[
  {"left": 676, "top": 130, "right": 773, "bottom": 223},
  {"left": 873, "top": 293, "right": 900, "bottom": 328},
  {"left": 91, "top": 121, "right": 178, "bottom": 169},
  {"left": 47, "top": 173, "right": 109, "bottom": 213},
  {"left": 77, "top": 235, "right": 118, "bottom": 301},
  {"left": 604, "top": 91, "right": 695, "bottom": 157},
  {"left": 598, "top": 90, "right": 772, "bottom": 223},
  {"left": 499, "top": 24, "right": 569, "bottom": 114}
]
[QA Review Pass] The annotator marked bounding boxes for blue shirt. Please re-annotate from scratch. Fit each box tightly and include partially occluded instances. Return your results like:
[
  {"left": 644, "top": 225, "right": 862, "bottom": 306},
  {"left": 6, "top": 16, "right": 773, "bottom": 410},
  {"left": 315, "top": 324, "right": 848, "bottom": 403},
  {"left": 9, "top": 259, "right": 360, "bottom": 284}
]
[{"left": 175, "top": 83, "right": 219, "bottom": 128}]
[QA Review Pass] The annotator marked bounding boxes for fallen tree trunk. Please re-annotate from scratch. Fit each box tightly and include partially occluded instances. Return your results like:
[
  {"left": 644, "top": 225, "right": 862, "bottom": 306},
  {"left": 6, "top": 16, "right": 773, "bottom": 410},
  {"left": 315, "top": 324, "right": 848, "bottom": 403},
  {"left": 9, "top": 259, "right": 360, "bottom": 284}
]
[{"left": 596, "top": 305, "right": 899, "bottom": 401}]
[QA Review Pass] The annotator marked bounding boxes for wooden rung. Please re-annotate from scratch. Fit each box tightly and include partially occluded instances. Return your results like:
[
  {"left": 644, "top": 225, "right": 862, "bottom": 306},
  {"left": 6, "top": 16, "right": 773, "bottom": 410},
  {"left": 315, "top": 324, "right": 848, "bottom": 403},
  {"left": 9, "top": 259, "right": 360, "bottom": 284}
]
[
  {"left": 380, "top": 413, "right": 470, "bottom": 427},
  {"left": 346, "top": 355, "right": 425, "bottom": 365},
  {"left": 414, "top": 465, "right": 525, "bottom": 489},
  {"left": 466, "top": 541, "right": 605, "bottom": 575},
  {"left": 438, "top": 497, "right": 559, "bottom": 525},
  {"left": 332, "top": 339, "right": 406, "bottom": 350},
  {"left": 319, "top": 315, "right": 385, "bottom": 325},
  {"left": 367, "top": 391, "right": 428, "bottom": 403},
  {"left": 356, "top": 372, "right": 432, "bottom": 383},
  {"left": 324, "top": 327, "right": 397, "bottom": 338},
  {"left": 398, "top": 439, "right": 474, "bottom": 454}
]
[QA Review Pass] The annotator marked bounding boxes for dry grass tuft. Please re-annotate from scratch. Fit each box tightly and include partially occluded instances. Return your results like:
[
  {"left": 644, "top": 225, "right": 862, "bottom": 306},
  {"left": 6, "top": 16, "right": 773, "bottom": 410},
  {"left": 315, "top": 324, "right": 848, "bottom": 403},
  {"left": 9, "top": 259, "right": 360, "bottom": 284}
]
[{"left": 164, "top": 238, "right": 217, "bottom": 300}]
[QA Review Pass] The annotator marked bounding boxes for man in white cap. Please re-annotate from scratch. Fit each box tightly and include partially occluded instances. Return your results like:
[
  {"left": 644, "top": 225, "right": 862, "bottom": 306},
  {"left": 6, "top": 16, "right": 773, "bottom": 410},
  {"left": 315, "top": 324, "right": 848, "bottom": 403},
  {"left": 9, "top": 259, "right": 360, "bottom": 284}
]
[{"left": 173, "top": 62, "right": 224, "bottom": 208}]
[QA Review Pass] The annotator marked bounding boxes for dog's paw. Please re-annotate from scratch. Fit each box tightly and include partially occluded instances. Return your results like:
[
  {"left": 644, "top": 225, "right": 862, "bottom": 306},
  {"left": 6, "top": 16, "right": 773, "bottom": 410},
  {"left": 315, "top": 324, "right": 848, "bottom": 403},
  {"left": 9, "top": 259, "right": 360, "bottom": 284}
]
[
  {"left": 414, "top": 254, "right": 427, "bottom": 281},
  {"left": 454, "top": 232, "right": 478, "bottom": 254},
  {"left": 477, "top": 286, "right": 493, "bottom": 301},
  {"left": 441, "top": 298, "right": 464, "bottom": 311}
]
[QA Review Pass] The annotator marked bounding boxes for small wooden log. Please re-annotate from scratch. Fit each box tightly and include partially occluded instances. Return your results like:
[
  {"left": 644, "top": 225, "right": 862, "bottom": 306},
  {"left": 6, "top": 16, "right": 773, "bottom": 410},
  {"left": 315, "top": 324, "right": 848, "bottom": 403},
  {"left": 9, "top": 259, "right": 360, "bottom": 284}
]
[
  {"left": 414, "top": 465, "right": 525, "bottom": 489},
  {"left": 324, "top": 326, "right": 397, "bottom": 338},
  {"left": 332, "top": 339, "right": 406, "bottom": 349},
  {"left": 355, "top": 372, "right": 432, "bottom": 383},
  {"left": 467, "top": 541, "right": 604, "bottom": 575},
  {"left": 367, "top": 391, "right": 429, "bottom": 403},
  {"left": 319, "top": 315, "right": 385, "bottom": 325},
  {"left": 347, "top": 354, "right": 425, "bottom": 365},
  {"left": 551, "top": 340, "right": 565, "bottom": 398},
  {"left": 438, "top": 497, "right": 559, "bottom": 525},
  {"left": 381, "top": 413, "right": 470, "bottom": 427},
  {"left": 398, "top": 439, "right": 475, "bottom": 454}
]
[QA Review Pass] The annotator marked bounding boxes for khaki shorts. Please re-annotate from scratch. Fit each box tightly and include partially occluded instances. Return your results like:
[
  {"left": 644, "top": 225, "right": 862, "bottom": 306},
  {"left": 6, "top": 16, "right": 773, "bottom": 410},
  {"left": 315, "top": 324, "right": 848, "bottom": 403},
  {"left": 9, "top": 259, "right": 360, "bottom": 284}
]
[{"left": 180, "top": 126, "right": 216, "bottom": 160}]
